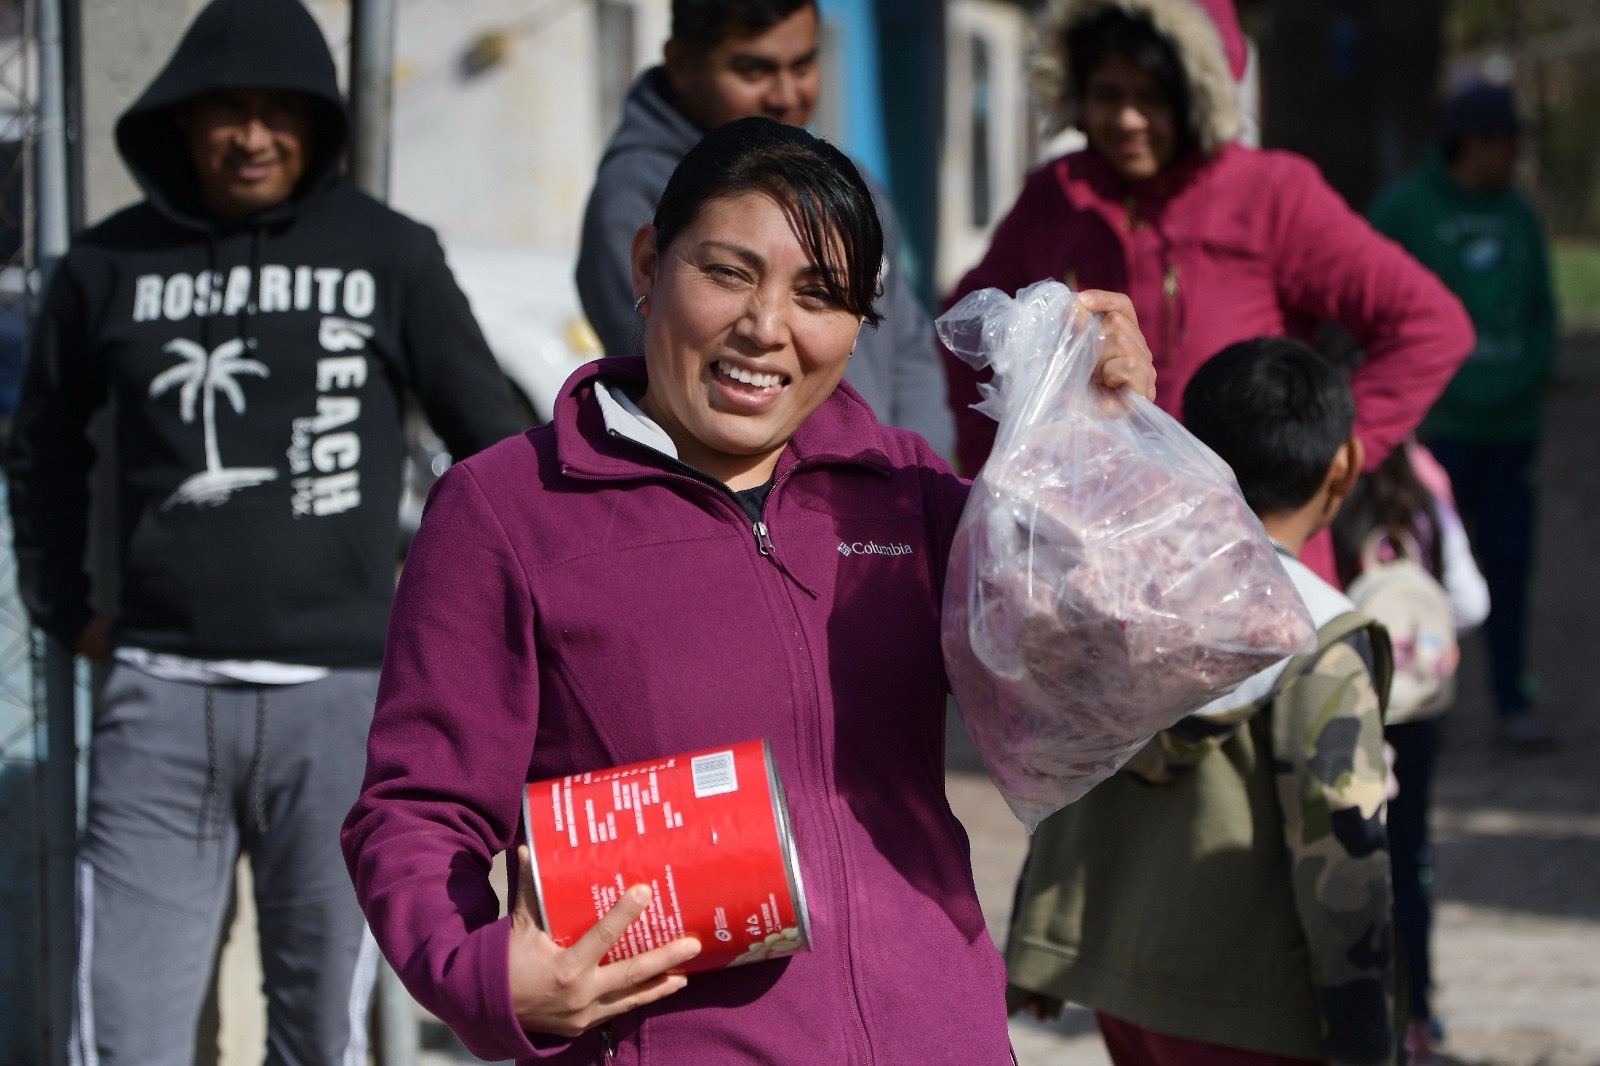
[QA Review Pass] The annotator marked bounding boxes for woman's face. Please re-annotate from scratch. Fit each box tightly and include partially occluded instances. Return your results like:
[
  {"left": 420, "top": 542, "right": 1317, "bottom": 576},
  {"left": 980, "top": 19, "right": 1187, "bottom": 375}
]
[
  {"left": 1082, "top": 52, "right": 1178, "bottom": 182},
  {"left": 631, "top": 191, "right": 864, "bottom": 489}
]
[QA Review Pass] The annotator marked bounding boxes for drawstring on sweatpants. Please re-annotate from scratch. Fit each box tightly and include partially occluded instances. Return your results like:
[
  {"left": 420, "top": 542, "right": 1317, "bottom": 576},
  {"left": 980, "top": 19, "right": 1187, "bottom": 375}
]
[
  {"left": 250, "top": 688, "right": 269, "bottom": 835},
  {"left": 203, "top": 686, "right": 223, "bottom": 840},
  {"left": 199, "top": 685, "right": 271, "bottom": 842}
]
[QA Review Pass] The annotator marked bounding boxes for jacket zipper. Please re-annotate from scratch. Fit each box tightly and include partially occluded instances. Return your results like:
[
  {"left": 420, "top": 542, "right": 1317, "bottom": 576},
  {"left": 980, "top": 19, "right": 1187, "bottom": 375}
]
[
  {"left": 575, "top": 430, "right": 867, "bottom": 1055},
  {"left": 1162, "top": 262, "right": 1181, "bottom": 362},
  {"left": 750, "top": 478, "right": 873, "bottom": 1063},
  {"left": 606, "top": 430, "right": 779, "bottom": 557},
  {"left": 600, "top": 429, "right": 818, "bottom": 592}
]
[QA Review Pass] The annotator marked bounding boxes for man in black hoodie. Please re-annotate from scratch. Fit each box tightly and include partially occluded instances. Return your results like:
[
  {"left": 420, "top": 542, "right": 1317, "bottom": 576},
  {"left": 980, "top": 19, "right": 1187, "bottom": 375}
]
[{"left": 5, "top": 0, "right": 521, "bottom": 1061}]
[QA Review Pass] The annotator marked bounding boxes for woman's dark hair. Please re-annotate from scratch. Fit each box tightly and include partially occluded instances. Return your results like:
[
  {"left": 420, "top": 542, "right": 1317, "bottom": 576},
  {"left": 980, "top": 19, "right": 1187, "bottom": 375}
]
[
  {"left": 1331, "top": 446, "right": 1446, "bottom": 588},
  {"left": 1181, "top": 336, "right": 1355, "bottom": 517},
  {"left": 653, "top": 116, "right": 884, "bottom": 326},
  {"left": 1066, "top": 7, "right": 1195, "bottom": 157},
  {"left": 672, "top": 0, "right": 813, "bottom": 54}
]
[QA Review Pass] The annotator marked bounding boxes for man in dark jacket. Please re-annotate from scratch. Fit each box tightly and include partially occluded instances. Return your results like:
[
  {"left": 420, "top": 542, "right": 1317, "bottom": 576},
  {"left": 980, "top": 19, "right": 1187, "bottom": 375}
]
[
  {"left": 574, "top": 0, "right": 954, "bottom": 455},
  {"left": 4, "top": 0, "right": 521, "bottom": 1061}
]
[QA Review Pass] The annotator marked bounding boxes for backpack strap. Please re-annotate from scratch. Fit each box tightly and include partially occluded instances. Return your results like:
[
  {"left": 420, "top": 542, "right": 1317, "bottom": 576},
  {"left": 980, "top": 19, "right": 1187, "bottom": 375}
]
[
  {"left": 1123, "top": 612, "right": 1395, "bottom": 786},
  {"left": 1271, "top": 610, "right": 1395, "bottom": 722}
]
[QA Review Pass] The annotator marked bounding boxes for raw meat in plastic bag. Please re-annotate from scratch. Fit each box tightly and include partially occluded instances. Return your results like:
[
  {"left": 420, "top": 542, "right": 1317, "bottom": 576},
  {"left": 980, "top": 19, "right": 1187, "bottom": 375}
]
[{"left": 938, "top": 281, "right": 1316, "bottom": 831}]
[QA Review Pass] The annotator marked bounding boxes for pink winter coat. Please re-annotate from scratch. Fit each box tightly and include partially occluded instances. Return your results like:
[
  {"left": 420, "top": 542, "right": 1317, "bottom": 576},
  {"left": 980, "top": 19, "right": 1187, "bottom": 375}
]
[{"left": 941, "top": 143, "right": 1474, "bottom": 480}]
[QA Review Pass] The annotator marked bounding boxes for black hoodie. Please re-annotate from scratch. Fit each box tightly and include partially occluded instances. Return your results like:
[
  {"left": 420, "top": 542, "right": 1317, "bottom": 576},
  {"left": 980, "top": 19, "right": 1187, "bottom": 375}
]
[{"left": 6, "top": 0, "right": 521, "bottom": 666}]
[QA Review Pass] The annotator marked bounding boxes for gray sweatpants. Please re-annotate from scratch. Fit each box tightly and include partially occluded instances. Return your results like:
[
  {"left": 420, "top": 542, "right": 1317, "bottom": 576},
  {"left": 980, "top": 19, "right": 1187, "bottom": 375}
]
[{"left": 69, "top": 665, "right": 380, "bottom": 1066}]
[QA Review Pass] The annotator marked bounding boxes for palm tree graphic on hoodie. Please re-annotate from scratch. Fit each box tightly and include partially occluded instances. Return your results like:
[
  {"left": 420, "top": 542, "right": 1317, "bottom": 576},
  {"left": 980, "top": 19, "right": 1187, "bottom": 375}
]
[{"left": 150, "top": 337, "right": 278, "bottom": 508}]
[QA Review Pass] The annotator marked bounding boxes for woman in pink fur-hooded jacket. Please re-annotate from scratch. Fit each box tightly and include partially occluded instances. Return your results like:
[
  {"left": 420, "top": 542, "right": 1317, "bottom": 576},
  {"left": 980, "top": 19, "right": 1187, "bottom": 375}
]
[{"left": 942, "top": 0, "right": 1472, "bottom": 577}]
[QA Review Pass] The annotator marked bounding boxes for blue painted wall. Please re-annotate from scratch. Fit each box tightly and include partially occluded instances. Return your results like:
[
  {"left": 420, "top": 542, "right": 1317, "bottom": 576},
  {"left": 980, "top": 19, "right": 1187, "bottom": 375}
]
[{"left": 816, "top": 0, "right": 892, "bottom": 185}]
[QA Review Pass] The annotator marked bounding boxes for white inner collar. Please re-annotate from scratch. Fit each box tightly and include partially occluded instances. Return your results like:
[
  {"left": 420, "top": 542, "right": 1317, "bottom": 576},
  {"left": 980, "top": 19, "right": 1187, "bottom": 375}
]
[{"left": 595, "top": 378, "right": 678, "bottom": 459}]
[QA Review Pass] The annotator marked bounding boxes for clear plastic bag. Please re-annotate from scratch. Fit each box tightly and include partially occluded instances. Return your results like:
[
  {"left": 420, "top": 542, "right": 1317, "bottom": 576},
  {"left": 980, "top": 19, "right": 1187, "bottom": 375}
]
[{"left": 938, "top": 281, "right": 1316, "bottom": 831}]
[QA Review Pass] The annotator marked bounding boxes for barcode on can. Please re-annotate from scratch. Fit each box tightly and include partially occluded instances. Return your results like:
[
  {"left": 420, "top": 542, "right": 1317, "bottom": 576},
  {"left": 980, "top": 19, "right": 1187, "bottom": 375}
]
[{"left": 691, "top": 750, "right": 738, "bottom": 798}]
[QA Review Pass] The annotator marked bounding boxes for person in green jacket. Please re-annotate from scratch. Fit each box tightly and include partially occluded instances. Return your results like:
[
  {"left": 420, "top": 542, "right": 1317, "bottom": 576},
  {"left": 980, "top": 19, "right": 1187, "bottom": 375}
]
[
  {"left": 1006, "top": 337, "right": 1397, "bottom": 1066},
  {"left": 1368, "top": 83, "right": 1559, "bottom": 755}
]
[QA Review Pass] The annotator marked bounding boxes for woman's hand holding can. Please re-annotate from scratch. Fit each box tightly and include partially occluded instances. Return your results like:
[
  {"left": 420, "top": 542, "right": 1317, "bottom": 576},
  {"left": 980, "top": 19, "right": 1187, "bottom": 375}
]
[{"left": 507, "top": 845, "right": 702, "bottom": 1038}]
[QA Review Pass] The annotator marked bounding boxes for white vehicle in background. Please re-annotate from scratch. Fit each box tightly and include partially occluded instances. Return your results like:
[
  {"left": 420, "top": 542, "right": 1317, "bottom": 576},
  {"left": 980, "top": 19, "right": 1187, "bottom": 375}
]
[
  {"left": 447, "top": 246, "right": 609, "bottom": 425},
  {"left": 399, "top": 246, "right": 604, "bottom": 548}
]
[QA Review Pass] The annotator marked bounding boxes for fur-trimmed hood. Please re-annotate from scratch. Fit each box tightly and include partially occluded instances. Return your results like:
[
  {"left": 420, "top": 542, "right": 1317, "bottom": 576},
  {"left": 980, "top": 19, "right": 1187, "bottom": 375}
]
[{"left": 1030, "top": 0, "right": 1244, "bottom": 154}]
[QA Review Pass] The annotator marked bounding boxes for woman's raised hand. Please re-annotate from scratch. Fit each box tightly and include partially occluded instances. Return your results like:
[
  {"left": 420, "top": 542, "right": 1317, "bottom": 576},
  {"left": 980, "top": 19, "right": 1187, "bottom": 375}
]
[
  {"left": 508, "top": 845, "right": 701, "bottom": 1038},
  {"left": 1078, "top": 289, "right": 1158, "bottom": 402}
]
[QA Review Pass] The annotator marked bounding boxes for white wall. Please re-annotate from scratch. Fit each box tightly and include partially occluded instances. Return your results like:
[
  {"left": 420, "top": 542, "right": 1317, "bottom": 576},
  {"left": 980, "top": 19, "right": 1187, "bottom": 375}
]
[
  {"left": 936, "top": 0, "right": 1034, "bottom": 294},
  {"left": 80, "top": 0, "right": 670, "bottom": 254},
  {"left": 79, "top": 0, "right": 209, "bottom": 223},
  {"left": 384, "top": 0, "right": 668, "bottom": 251}
]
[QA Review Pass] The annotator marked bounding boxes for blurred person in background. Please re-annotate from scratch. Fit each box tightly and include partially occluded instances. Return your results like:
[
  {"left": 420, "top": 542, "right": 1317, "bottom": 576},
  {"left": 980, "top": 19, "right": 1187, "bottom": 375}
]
[
  {"left": 576, "top": 0, "right": 954, "bottom": 455},
  {"left": 5, "top": 0, "right": 519, "bottom": 1060},
  {"left": 939, "top": 0, "right": 1473, "bottom": 582},
  {"left": 1368, "top": 82, "right": 1559, "bottom": 755},
  {"left": 1333, "top": 440, "right": 1491, "bottom": 1062}
]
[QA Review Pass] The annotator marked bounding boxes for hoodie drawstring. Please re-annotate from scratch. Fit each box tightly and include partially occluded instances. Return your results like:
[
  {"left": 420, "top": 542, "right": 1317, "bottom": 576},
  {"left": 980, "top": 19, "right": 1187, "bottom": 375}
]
[
  {"left": 196, "top": 226, "right": 265, "bottom": 353},
  {"left": 202, "top": 234, "right": 221, "bottom": 355},
  {"left": 238, "top": 225, "right": 266, "bottom": 350}
]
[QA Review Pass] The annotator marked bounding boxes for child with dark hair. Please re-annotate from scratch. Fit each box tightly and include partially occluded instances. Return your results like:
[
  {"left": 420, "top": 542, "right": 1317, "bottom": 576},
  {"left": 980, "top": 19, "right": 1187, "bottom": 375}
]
[
  {"left": 1333, "top": 440, "right": 1489, "bottom": 1062},
  {"left": 1007, "top": 336, "right": 1399, "bottom": 1066}
]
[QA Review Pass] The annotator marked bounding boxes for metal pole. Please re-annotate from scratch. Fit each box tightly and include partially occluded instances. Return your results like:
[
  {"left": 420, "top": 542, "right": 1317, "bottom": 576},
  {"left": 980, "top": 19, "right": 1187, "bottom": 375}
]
[
  {"left": 348, "top": 0, "right": 396, "bottom": 201},
  {"left": 349, "top": 10, "right": 416, "bottom": 1062},
  {"left": 374, "top": 959, "right": 418, "bottom": 1066},
  {"left": 35, "top": 641, "right": 76, "bottom": 1066},
  {"left": 33, "top": 0, "right": 77, "bottom": 1058},
  {"left": 35, "top": 0, "right": 71, "bottom": 268}
]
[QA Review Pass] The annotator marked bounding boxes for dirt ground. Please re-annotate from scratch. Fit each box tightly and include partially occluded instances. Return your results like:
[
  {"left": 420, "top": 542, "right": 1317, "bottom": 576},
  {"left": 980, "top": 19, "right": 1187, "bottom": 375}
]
[{"left": 394, "top": 335, "right": 1600, "bottom": 1065}]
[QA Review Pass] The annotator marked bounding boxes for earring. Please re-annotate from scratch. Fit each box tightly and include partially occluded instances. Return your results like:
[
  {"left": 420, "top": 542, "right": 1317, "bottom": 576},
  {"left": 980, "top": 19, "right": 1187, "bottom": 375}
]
[{"left": 633, "top": 294, "right": 648, "bottom": 314}]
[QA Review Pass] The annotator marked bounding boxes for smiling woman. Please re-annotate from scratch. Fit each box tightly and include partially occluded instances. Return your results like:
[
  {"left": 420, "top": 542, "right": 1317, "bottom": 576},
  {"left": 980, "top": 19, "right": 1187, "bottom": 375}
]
[
  {"left": 939, "top": 0, "right": 1476, "bottom": 589},
  {"left": 626, "top": 118, "right": 880, "bottom": 488},
  {"left": 340, "top": 116, "right": 1155, "bottom": 1066}
]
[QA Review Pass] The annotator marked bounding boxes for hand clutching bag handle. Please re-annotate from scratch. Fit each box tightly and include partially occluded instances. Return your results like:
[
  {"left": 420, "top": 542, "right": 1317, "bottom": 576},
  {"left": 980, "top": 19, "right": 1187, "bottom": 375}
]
[{"left": 938, "top": 281, "right": 1317, "bottom": 832}]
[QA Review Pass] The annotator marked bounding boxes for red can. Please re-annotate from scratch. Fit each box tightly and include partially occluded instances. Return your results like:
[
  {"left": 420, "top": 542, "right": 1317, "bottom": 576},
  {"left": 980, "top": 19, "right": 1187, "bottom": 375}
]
[{"left": 523, "top": 738, "right": 810, "bottom": 973}]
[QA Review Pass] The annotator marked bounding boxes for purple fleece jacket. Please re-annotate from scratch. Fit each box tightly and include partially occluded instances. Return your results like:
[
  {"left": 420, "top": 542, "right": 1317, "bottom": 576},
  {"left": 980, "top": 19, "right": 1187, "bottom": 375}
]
[{"left": 341, "top": 357, "right": 1013, "bottom": 1064}]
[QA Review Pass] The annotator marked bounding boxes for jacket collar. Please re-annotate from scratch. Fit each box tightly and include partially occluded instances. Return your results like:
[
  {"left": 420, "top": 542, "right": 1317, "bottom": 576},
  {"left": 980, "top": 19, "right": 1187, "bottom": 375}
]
[
  {"left": 1056, "top": 144, "right": 1216, "bottom": 213},
  {"left": 1422, "top": 149, "right": 1516, "bottom": 204},
  {"left": 553, "top": 356, "right": 893, "bottom": 483}
]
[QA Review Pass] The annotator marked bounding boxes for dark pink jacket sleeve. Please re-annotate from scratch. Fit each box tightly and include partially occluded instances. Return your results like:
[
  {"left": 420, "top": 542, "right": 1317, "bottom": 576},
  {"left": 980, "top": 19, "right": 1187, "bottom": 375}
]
[
  {"left": 340, "top": 462, "right": 560, "bottom": 1062},
  {"left": 1268, "top": 155, "right": 1474, "bottom": 470},
  {"left": 938, "top": 173, "right": 1063, "bottom": 477}
]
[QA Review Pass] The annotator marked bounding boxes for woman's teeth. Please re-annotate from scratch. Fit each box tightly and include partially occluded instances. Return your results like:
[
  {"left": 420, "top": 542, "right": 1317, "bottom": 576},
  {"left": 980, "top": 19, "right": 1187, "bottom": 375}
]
[{"left": 718, "top": 361, "right": 783, "bottom": 388}]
